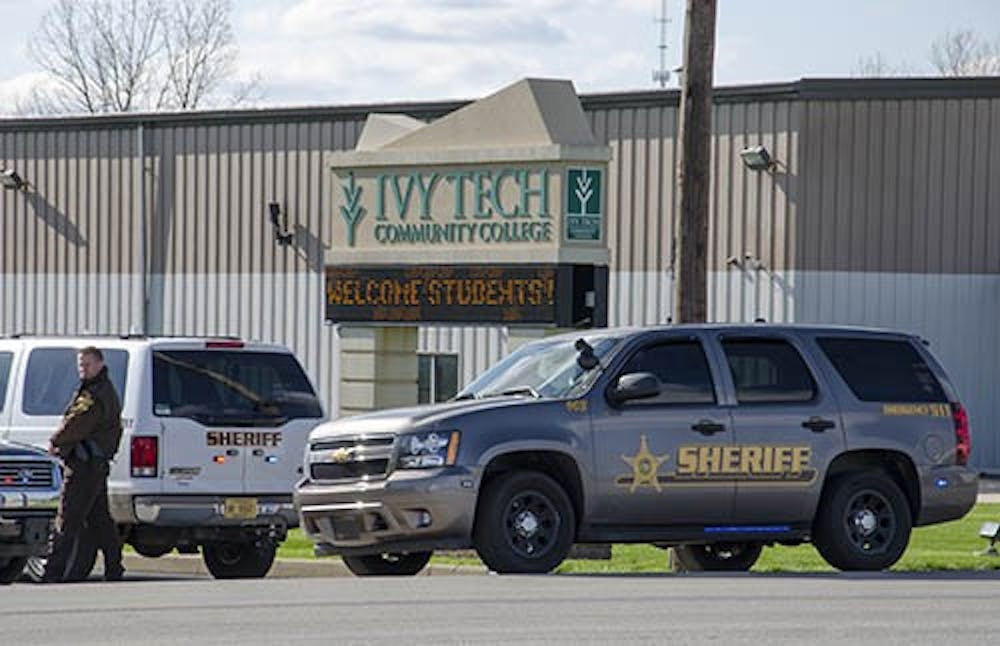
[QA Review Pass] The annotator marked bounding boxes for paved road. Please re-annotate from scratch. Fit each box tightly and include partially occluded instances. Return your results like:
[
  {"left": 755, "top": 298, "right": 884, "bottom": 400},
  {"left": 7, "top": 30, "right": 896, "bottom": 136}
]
[{"left": 2, "top": 572, "right": 998, "bottom": 645}]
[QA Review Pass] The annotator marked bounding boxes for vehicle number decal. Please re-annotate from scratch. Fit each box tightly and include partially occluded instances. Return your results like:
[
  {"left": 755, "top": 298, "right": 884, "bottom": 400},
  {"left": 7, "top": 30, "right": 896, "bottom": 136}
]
[
  {"left": 882, "top": 403, "right": 950, "bottom": 417},
  {"left": 565, "top": 400, "right": 588, "bottom": 413}
]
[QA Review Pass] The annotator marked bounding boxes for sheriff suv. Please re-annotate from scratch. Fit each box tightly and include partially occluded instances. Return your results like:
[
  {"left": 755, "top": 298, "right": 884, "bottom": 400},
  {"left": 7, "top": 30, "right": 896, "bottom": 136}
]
[
  {"left": 0, "top": 440, "right": 61, "bottom": 584},
  {"left": 296, "top": 324, "right": 977, "bottom": 575},
  {"left": 0, "top": 336, "right": 325, "bottom": 579}
]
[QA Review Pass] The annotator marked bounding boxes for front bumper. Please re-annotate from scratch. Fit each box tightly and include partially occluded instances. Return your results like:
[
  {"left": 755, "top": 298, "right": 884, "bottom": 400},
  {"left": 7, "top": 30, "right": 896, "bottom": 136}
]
[
  {"left": 118, "top": 494, "right": 298, "bottom": 529},
  {"left": 916, "top": 465, "right": 978, "bottom": 526},
  {"left": 0, "top": 510, "right": 55, "bottom": 558},
  {"left": 295, "top": 467, "right": 479, "bottom": 556},
  {"left": 0, "top": 488, "right": 61, "bottom": 511}
]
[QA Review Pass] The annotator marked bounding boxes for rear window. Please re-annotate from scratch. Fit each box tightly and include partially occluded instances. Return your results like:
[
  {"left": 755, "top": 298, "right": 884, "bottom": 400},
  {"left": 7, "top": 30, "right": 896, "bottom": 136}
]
[
  {"left": 152, "top": 350, "right": 323, "bottom": 426},
  {"left": 0, "top": 352, "right": 12, "bottom": 412},
  {"left": 22, "top": 348, "right": 129, "bottom": 415},
  {"left": 723, "top": 339, "right": 817, "bottom": 404},
  {"left": 817, "top": 338, "right": 946, "bottom": 403}
]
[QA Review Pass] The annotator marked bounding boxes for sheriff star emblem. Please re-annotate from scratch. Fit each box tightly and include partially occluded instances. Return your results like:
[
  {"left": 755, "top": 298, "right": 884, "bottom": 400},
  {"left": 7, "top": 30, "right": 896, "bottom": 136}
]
[{"left": 619, "top": 435, "right": 670, "bottom": 493}]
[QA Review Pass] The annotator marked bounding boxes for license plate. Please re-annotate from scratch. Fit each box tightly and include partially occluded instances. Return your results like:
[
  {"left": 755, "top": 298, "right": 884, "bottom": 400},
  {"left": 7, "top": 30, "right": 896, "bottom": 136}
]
[{"left": 223, "top": 497, "right": 258, "bottom": 520}]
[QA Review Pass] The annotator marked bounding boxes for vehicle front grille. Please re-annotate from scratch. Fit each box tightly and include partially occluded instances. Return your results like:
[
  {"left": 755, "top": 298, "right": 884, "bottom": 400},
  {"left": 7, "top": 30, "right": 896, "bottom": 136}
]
[
  {"left": 310, "top": 459, "right": 390, "bottom": 481},
  {"left": 0, "top": 461, "right": 56, "bottom": 489},
  {"left": 308, "top": 435, "right": 394, "bottom": 483}
]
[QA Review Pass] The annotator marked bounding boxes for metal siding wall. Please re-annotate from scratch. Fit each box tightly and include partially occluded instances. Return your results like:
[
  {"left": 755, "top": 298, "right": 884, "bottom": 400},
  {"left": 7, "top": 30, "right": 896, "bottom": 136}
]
[
  {"left": 1, "top": 126, "right": 140, "bottom": 335},
  {"left": 796, "top": 97, "right": 1000, "bottom": 471}
]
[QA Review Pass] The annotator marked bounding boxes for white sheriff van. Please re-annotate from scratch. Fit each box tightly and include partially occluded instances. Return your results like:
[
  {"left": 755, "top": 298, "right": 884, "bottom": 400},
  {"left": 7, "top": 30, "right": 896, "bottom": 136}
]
[{"left": 0, "top": 335, "right": 326, "bottom": 579}]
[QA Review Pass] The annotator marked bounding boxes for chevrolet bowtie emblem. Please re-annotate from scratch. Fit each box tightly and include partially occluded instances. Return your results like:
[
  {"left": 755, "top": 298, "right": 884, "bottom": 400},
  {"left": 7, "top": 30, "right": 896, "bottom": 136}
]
[{"left": 329, "top": 447, "right": 354, "bottom": 464}]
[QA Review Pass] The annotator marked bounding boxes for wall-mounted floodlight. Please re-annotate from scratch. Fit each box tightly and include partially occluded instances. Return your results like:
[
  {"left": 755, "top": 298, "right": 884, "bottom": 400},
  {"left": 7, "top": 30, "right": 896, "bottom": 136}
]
[
  {"left": 0, "top": 168, "right": 27, "bottom": 191},
  {"left": 739, "top": 145, "right": 775, "bottom": 172},
  {"left": 268, "top": 201, "right": 293, "bottom": 246}
]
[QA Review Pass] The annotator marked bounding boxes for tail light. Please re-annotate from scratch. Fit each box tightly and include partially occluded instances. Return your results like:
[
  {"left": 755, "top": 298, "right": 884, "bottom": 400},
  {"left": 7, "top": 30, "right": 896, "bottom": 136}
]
[
  {"left": 206, "top": 340, "right": 244, "bottom": 348},
  {"left": 951, "top": 403, "right": 970, "bottom": 466},
  {"left": 131, "top": 436, "right": 159, "bottom": 477}
]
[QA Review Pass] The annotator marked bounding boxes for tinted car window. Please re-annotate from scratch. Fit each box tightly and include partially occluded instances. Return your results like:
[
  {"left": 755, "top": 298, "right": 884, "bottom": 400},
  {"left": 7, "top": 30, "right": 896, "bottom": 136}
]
[
  {"left": 153, "top": 350, "right": 323, "bottom": 425},
  {"left": 723, "top": 339, "right": 816, "bottom": 404},
  {"left": 23, "top": 348, "right": 129, "bottom": 415},
  {"left": 818, "top": 338, "right": 946, "bottom": 403},
  {"left": 0, "top": 352, "right": 12, "bottom": 412},
  {"left": 619, "top": 341, "right": 716, "bottom": 405}
]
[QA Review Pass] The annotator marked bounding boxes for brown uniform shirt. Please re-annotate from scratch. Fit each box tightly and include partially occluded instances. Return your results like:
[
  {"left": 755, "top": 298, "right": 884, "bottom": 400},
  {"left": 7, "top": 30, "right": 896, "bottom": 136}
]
[{"left": 50, "top": 366, "right": 123, "bottom": 460}]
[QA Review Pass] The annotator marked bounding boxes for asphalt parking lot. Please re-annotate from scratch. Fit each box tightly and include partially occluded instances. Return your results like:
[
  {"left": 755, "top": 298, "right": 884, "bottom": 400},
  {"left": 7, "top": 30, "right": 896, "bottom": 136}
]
[{"left": 3, "top": 572, "right": 999, "bottom": 645}]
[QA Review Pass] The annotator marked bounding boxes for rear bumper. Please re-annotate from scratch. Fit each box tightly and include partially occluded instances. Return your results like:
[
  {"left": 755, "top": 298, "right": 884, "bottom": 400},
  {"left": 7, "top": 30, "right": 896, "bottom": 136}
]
[
  {"left": 916, "top": 465, "right": 978, "bottom": 526},
  {"left": 295, "top": 467, "right": 478, "bottom": 557},
  {"left": 114, "top": 494, "right": 298, "bottom": 529}
]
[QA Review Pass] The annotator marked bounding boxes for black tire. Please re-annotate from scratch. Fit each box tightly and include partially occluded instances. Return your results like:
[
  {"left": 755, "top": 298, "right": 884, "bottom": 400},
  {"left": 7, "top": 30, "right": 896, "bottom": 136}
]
[
  {"left": 812, "top": 471, "right": 912, "bottom": 571},
  {"left": 673, "top": 543, "right": 763, "bottom": 572},
  {"left": 0, "top": 557, "right": 28, "bottom": 585},
  {"left": 202, "top": 542, "right": 276, "bottom": 579},
  {"left": 342, "top": 552, "right": 432, "bottom": 576},
  {"left": 473, "top": 471, "right": 576, "bottom": 574},
  {"left": 24, "top": 539, "right": 98, "bottom": 583},
  {"left": 132, "top": 542, "right": 174, "bottom": 558}
]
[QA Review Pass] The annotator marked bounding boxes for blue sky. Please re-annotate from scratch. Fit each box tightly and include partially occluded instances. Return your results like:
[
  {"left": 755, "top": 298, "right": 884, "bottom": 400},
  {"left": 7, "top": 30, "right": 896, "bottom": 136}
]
[{"left": 0, "top": 0, "right": 997, "bottom": 111}]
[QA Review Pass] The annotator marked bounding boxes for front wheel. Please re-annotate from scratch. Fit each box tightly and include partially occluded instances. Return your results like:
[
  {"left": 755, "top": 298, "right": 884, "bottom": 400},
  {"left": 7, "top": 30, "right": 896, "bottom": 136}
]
[
  {"left": 473, "top": 471, "right": 576, "bottom": 574},
  {"left": 0, "top": 557, "right": 28, "bottom": 585},
  {"left": 342, "top": 552, "right": 432, "bottom": 576},
  {"left": 24, "top": 539, "right": 98, "bottom": 583},
  {"left": 202, "top": 542, "right": 276, "bottom": 579},
  {"left": 812, "top": 471, "right": 912, "bottom": 571},
  {"left": 673, "top": 543, "right": 762, "bottom": 572}
]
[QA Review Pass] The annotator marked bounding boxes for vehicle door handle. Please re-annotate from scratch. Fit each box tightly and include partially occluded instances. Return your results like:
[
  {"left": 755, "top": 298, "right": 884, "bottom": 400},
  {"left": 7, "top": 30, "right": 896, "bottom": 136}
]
[
  {"left": 226, "top": 449, "right": 239, "bottom": 456},
  {"left": 802, "top": 417, "right": 836, "bottom": 432},
  {"left": 691, "top": 421, "right": 726, "bottom": 435},
  {"left": 252, "top": 449, "right": 264, "bottom": 457}
]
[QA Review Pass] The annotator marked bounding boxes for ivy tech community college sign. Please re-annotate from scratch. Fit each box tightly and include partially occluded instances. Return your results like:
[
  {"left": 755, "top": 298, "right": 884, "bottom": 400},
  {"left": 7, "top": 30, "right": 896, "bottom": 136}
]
[
  {"left": 326, "top": 78, "right": 611, "bottom": 327},
  {"left": 337, "top": 165, "right": 603, "bottom": 247}
]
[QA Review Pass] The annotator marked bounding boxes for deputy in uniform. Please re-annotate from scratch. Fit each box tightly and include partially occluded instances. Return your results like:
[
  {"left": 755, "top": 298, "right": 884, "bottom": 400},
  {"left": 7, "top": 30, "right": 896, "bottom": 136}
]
[{"left": 44, "top": 347, "right": 125, "bottom": 583}]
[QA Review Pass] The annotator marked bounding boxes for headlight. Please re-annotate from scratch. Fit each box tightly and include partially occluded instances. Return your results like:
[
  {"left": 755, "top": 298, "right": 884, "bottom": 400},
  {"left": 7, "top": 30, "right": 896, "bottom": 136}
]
[{"left": 397, "top": 431, "right": 460, "bottom": 469}]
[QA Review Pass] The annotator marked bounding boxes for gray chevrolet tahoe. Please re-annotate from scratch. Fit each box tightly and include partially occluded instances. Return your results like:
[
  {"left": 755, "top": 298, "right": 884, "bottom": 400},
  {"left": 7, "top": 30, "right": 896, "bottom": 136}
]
[{"left": 295, "top": 325, "right": 977, "bottom": 575}]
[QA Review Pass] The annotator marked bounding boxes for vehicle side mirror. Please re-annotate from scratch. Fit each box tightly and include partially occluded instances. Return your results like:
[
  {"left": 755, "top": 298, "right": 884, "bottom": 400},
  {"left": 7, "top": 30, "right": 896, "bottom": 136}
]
[{"left": 609, "top": 372, "right": 660, "bottom": 405}]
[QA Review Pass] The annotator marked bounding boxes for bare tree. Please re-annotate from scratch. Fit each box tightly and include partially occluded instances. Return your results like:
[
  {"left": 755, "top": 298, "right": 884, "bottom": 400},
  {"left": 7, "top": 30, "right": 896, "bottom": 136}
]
[
  {"left": 160, "top": 0, "right": 236, "bottom": 109},
  {"left": 25, "top": 0, "right": 256, "bottom": 114},
  {"left": 28, "top": 0, "right": 163, "bottom": 113},
  {"left": 853, "top": 52, "right": 911, "bottom": 78},
  {"left": 930, "top": 29, "right": 1000, "bottom": 76}
]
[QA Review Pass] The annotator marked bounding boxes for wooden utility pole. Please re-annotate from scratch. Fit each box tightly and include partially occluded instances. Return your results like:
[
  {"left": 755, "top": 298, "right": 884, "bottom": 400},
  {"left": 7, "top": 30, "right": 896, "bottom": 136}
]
[{"left": 673, "top": 0, "right": 717, "bottom": 323}]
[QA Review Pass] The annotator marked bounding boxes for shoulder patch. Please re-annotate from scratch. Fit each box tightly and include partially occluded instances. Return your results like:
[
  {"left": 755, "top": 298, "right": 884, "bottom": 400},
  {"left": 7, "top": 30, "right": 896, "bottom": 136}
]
[{"left": 69, "top": 391, "right": 95, "bottom": 415}]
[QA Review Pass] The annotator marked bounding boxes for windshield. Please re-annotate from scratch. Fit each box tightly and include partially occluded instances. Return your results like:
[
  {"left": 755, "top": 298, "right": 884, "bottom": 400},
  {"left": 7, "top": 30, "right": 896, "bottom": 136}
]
[{"left": 457, "top": 334, "right": 623, "bottom": 400}]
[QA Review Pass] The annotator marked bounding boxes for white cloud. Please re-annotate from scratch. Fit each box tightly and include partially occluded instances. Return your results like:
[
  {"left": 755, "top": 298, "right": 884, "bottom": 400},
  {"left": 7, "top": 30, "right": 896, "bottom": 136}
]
[
  {"left": 236, "top": 0, "right": 658, "bottom": 105},
  {"left": 0, "top": 72, "right": 56, "bottom": 117}
]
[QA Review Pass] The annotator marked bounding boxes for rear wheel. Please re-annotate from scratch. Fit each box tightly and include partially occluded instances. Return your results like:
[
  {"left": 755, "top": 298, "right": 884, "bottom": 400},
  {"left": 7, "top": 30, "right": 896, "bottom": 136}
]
[
  {"left": 673, "top": 543, "right": 762, "bottom": 572},
  {"left": 0, "top": 557, "right": 28, "bottom": 585},
  {"left": 473, "top": 471, "right": 575, "bottom": 574},
  {"left": 342, "top": 552, "right": 432, "bottom": 576},
  {"left": 202, "top": 542, "right": 276, "bottom": 579},
  {"left": 813, "top": 472, "right": 911, "bottom": 571}
]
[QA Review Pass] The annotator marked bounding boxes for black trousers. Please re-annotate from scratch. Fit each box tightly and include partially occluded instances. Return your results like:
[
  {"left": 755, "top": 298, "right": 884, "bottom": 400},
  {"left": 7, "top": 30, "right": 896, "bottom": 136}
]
[{"left": 45, "top": 458, "right": 122, "bottom": 582}]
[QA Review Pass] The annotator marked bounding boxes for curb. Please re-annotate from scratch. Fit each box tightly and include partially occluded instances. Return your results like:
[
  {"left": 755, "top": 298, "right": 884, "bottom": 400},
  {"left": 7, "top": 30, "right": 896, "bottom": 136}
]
[{"left": 123, "top": 553, "right": 487, "bottom": 578}]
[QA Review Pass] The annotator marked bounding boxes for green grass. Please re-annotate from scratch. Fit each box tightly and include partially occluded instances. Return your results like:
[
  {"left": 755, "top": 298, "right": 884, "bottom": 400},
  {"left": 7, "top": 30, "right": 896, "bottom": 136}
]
[{"left": 277, "top": 503, "right": 1000, "bottom": 573}]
